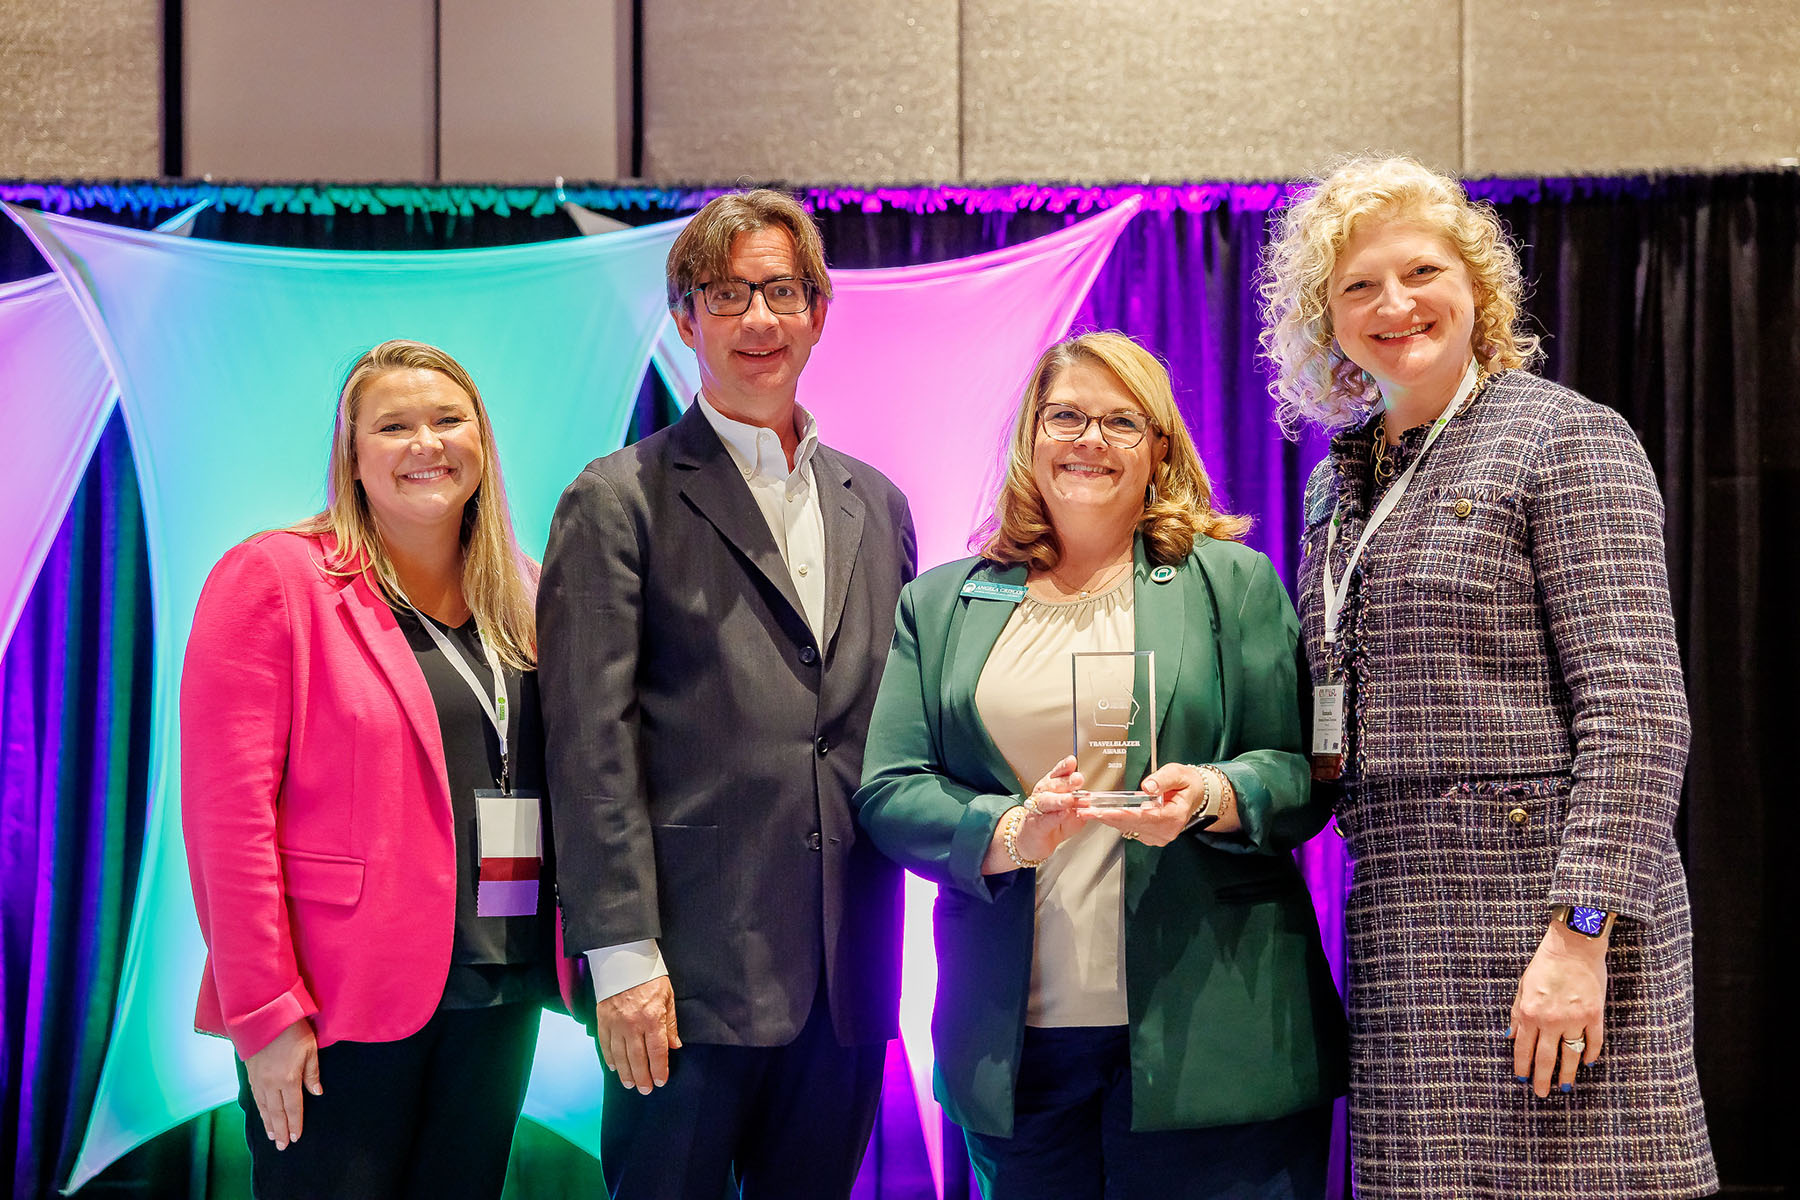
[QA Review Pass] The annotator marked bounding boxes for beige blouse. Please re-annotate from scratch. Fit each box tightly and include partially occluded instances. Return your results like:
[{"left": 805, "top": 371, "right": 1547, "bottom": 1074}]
[{"left": 974, "top": 575, "right": 1134, "bottom": 1028}]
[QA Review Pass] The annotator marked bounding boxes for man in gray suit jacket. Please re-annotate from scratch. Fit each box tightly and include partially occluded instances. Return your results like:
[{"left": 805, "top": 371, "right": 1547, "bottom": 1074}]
[{"left": 539, "top": 190, "right": 916, "bottom": 1200}]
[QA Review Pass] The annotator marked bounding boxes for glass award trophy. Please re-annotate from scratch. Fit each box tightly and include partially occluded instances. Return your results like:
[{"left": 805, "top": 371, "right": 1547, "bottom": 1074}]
[{"left": 1071, "top": 650, "right": 1156, "bottom": 807}]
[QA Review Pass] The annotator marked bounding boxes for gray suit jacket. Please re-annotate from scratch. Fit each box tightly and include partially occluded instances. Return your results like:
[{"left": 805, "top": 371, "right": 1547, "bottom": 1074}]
[{"left": 539, "top": 402, "right": 916, "bottom": 1047}]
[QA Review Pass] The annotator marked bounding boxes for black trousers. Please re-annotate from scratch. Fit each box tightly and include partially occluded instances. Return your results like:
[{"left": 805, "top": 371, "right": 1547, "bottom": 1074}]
[
  {"left": 598, "top": 987, "right": 886, "bottom": 1200},
  {"left": 235, "top": 1001, "right": 541, "bottom": 1200},
  {"left": 964, "top": 1025, "right": 1332, "bottom": 1200}
]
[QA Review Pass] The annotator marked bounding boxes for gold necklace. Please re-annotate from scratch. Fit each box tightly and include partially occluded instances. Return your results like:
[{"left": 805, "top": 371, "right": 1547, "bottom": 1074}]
[
  {"left": 1371, "top": 416, "right": 1398, "bottom": 487},
  {"left": 1046, "top": 558, "right": 1130, "bottom": 599},
  {"left": 1370, "top": 367, "right": 1492, "bottom": 489}
]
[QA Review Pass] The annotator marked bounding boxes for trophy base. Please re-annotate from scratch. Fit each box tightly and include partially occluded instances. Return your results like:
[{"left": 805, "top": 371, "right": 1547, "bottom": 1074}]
[{"left": 1081, "top": 790, "right": 1148, "bottom": 809}]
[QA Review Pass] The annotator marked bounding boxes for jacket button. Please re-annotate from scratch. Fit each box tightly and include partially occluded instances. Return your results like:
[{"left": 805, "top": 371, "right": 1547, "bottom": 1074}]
[
  {"left": 1507, "top": 806, "right": 1529, "bottom": 825},
  {"left": 815, "top": 736, "right": 830, "bottom": 757},
  {"left": 1453, "top": 497, "right": 1474, "bottom": 519},
  {"left": 799, "top": 645, "right": 818, "bottom": 665},
  {"left": 807, "top": 832, "right": 823, "bottom": 851}
]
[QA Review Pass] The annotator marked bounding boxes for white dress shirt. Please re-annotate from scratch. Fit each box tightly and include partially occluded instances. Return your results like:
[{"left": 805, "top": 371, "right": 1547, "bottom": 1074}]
[{"left": 585, "top": 394, "right": 829, "bottom": 1001}]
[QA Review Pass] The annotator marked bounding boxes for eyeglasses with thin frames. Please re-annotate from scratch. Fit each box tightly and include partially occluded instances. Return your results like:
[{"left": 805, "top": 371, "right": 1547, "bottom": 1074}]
[
  {"left": 686, "top": 277, "right": 818, "bottom": 317},
  {"left": 1037, "top": 403, "right": 1160, "bottom": 449}
]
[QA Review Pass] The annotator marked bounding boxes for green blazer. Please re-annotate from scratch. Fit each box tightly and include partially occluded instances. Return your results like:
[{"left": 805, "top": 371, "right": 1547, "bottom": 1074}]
[{"left": 854, "top": 536, "right": 1347, "bottom": 1137}]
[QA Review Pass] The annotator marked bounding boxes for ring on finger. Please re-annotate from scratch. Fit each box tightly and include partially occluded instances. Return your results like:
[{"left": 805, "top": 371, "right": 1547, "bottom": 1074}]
[
  {"left": 1561, "top": 1036, "right": 1586, "bottom": 1052},
  {"left": 1121, "top": 830, "right": 1140, "bottom": 841},
  {"left": 1023, "top": 796, "right": 1043, "bottom": 816}
]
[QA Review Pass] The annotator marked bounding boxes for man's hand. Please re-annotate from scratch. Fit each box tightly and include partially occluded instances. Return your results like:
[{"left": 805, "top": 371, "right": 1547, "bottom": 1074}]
[
  {"left": 244, "top": 1019, "right": 322, "bottom": 1150},
  {"left": 596, "top": 976, "right": 681, "bottom": 1095}
]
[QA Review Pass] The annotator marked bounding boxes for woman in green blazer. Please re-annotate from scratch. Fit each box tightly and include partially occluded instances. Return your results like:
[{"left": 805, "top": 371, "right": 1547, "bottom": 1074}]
[{"left": 855, "top": 332, "right": 1346, "bottom": 1200}]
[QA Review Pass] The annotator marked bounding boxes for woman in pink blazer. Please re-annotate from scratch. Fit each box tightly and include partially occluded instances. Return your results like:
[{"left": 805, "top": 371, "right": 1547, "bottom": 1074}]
[{"left": 182, "top": 339, "right": 554, "bottom": 1198}]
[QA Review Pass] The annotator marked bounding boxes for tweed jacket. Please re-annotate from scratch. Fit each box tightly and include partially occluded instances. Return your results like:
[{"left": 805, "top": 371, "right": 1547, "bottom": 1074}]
[
  {"left": 1296, "top": 369, "right": 1688, "bottom": 922},
  {"left": 855, "top": 536, "right": 1347, "bottom": 1138}
]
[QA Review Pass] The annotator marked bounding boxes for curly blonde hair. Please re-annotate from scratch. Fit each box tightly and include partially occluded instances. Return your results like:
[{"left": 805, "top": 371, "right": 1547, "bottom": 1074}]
[
  {"left": 289, "top": 339, "right": 539, "bottom": 669},
  {"left": 973, "top": 331, "right": 1250, "bottom": 569},
  {"left": 1258, "top": 156, "right": 1541, "bottom": 435}
]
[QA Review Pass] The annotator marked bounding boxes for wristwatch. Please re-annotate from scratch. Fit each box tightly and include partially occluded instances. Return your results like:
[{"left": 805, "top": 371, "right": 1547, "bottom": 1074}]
[{"left": 1550, "top": 903, "right": 1615, "bottom": 938}]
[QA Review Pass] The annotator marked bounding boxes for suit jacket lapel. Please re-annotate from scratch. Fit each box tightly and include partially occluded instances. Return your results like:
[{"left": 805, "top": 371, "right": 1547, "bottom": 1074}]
[
  {"left": 334, "top": 571, "right": 444, "bottom": 768},
  {"left": 814, "top": 446, "right": 865, "bottom": 653},
  {"left": 1128, "top": 536, "right": 1189, "bottom": 786},
  {"left": 669, "top": 404, "right": 809, "bottom": 628},
  {"left": 942, "top": 561, "right": 1029, "bottom": 794}
]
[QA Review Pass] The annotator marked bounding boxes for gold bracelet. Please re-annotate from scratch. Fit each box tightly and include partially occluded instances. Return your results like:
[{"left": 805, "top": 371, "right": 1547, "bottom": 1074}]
[
  {"left": 1003, "top": 806, "right": 1049, "bottom": 870},
  {"left": 1186, "top": 766, "right": 1232, "bottom": 830}
]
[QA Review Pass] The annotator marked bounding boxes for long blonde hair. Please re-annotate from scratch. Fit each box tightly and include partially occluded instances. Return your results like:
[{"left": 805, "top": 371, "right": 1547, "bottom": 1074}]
[
  {"left": 290, "top": 339, "right": 538, "bottom": 669},
  {"left": 1258, "top": 156, "right": 1541, "bottom": 435},
  {"left": 973, "top": 331, "right": 1250, "bottom": 570}
]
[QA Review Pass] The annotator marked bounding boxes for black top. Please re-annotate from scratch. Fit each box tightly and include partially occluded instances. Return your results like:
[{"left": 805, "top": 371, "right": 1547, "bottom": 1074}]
[{"left": 394, "top": 606, "right": 555, "bottom": 1010}]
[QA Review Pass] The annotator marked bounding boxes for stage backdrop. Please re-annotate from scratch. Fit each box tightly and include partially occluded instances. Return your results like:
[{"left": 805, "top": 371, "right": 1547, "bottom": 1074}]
[
  {"left": 0, "top": 172, "right": 1791, "bottom": 1200},
  {"left": 4, "top": 199, "right": 1142, "bottom": 1195}
]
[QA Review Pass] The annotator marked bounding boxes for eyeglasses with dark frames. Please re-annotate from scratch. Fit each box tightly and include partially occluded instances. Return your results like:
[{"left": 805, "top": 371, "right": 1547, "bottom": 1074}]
[
  {"left": 1037, "top": 403, "right": 1161, "bottom": 449},
  {"left": 686, "top": 277, "right": 818, "bottom": 317}
]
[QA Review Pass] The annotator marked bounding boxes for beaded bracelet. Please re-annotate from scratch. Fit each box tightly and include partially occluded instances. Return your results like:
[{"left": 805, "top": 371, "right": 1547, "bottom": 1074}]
[
  {"left": 1185, "top": 766, "right": 1233, "bottom": 831},
  {"left": 1003, "top": 806, "right": 1049, "bottom": 869}
]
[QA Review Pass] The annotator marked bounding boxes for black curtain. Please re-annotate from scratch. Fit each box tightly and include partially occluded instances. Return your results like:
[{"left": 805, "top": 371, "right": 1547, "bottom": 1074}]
[{"left": 1, "top": 172, "right": 1791, "bottom": 1197}]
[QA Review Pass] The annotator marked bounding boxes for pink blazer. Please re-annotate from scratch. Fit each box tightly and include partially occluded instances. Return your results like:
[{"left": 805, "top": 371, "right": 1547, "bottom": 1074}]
[{"left": 181, "top": 531, "right": 457, "bottom": 1059}]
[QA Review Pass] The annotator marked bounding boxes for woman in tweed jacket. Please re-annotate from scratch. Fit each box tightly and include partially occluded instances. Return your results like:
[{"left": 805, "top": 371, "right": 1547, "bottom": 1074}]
[{"left": 1258, "top": 157, "right": 1716, "bottom": 1199}]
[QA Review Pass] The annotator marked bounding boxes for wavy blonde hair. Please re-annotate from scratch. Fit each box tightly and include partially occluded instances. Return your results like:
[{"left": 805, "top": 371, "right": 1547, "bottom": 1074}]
[
  {"left": 1258, "top": 156, "right": 1541, "bottom": 435},
  {"left": 289, "top": 339, "right": 538, "bottom": 669},
  {"left": 974, "top": 331, "right": 1250, "bottom": 570}
]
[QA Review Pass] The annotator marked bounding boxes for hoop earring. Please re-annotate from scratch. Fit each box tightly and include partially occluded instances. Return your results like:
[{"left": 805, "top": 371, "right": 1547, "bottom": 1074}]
[{"left": 1145, "top": 482, "right": 1159, "bottom": 506}]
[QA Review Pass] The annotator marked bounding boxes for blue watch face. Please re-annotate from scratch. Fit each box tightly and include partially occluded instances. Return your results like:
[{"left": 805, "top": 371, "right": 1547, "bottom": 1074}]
[{"left": 1567, "top": 905, "right": 1608, "bottom": 936}]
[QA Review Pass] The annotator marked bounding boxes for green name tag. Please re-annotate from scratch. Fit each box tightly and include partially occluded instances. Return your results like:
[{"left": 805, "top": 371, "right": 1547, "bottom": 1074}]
[{"left": 960, "top": 579, "right": 1028, "bottom": 603}]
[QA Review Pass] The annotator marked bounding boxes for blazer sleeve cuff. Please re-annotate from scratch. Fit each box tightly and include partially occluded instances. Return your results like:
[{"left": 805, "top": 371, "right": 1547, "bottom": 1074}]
[
  {"left": 1198, "top": 760, "right": 1274, "bottom": 855},
  {"left": 1548, "top": 855, "right": 1660, "bottom": 924},
  {"left": 227, "top": 981, "right": 319, "bottom": 1061},
  {"left": 948, "top": 792, "right": 1024, "bottom": 901}
]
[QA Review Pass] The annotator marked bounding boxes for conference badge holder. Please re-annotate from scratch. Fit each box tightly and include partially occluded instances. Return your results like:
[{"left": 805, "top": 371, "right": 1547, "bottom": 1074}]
[{"left": 475, "top": 790, "right": 544, "bottom": 917}]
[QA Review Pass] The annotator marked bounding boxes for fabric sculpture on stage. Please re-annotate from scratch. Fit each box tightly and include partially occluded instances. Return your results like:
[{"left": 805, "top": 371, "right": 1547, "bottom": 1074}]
[
  {"left": 0, "top": 204, "right": 206, "bottom": 659},
  {"left": 7, "top": 198, "right": 1141, "bottom": 1195},
  {"left": 7, "top": 203, "right": 684, "bottom": 1190}
]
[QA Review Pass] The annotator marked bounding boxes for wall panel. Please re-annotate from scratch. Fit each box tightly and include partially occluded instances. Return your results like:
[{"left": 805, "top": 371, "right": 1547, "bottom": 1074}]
[
  {"left": 183, "top": 0, "right": 435, "bottom": 181},
  {"left": 439, "top": 0, "right": 630, "bottom": 183},
  {"left": 1468, "top": 0, "right": 1800, "bottom": 175},
  {"left": 960, "top": 0, "right": 1462, "bottom": 182},
  {"left": 641, "top": 1, "right": 959, "bottom": 183},
  {"left": 0, "top": 0, "right": 160, "bottom": 177}
]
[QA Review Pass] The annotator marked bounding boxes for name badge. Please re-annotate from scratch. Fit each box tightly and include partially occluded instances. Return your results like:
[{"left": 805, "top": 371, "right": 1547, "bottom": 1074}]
[
  {"left": 1311, "top": 685, "right": 1345, "bottom": 781},
  {"left": 475, "top": 790, "right": 543, "bottom": 917},
  {"left": 960, "top": 580, "right": 1028, "bottom": 603}
]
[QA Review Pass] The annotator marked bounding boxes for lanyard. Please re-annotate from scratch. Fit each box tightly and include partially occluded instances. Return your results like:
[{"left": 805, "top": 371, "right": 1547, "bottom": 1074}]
[
  {"left": 1321, "top": 359, "right": 1480, "bottom": 647},
  {"left": 404, "top": 601, "right": 511, "bottom": 793}
]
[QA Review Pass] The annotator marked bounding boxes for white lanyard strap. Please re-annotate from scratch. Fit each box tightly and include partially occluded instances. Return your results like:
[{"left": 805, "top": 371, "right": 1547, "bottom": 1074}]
[
  {"left": 1322, "top": 360, "right": 1481, "bottom": 646},
  {"left": 405, "top": 602, "right": 511, "bottom": 790}
]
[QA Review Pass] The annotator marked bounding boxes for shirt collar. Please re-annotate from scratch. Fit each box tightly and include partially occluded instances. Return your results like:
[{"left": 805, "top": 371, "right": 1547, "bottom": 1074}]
[{"left": 695, "top": 393, "right": 820, "bottom": 483}]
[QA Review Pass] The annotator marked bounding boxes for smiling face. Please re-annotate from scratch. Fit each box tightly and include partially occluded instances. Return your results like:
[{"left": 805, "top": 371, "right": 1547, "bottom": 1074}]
[
  {"left": 353, "top": 367, "right": 484, "bottom": 542},
  {"left": 1328, "top": 217, "right": 1478, "bottom": 413},
  {"left": 1030, "top": 358, "right": 1167, "bottom": 541},
  {"left": 673, "top": 224, "right": 828, "bottom": 426}
]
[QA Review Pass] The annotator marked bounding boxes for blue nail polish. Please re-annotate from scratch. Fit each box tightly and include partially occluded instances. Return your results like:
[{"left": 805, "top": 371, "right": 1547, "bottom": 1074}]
[
  {"left": 1559, "top": 1083, "right": 1573, "bottom": 1094},
  {"left": 1514, "top": 1075, "right": 1529, "bottom": 1083},
  {"left": 1504, "top": 1026, "right": 1513, "bottom": 1037}
]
